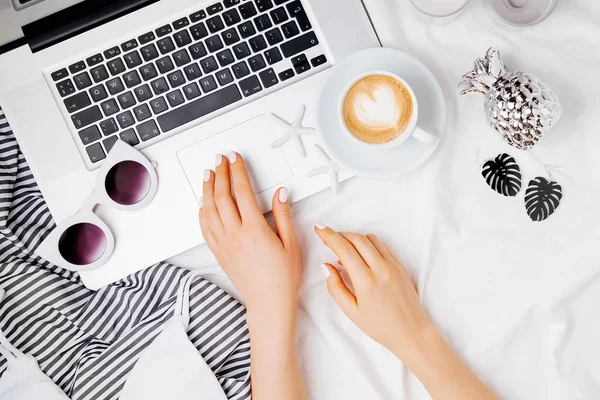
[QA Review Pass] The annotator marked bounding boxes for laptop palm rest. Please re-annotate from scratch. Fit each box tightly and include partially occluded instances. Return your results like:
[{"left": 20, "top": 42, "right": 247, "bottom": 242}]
[{"left": 177, "top": 115, "right": 293, "bottom": 204}]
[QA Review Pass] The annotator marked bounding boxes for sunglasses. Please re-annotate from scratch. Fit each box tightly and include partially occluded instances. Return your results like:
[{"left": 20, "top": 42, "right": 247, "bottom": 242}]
[{"left": 38, "top": 140, "right": 158, "bottom": 271}]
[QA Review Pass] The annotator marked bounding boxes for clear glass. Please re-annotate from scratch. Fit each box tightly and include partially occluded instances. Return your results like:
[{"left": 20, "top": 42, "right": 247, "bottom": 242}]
[
  {"left": 409, "top": 0, "right": 472, "bottom": 24},
  {"left": 487, "top": 0, "right": 558, "bottom": 29}
]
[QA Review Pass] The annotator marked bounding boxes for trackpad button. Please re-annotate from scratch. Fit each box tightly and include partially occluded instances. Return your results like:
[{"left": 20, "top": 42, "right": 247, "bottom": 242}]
[{"left": 177, "top": 115, "right": 293, "bottom": 203}]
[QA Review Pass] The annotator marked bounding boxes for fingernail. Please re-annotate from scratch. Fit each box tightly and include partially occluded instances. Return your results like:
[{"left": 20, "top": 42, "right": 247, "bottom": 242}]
[
  {"left": 203, "top": 169, "right": 211, "bottom": 182},
  {"left": 315, "top": 222, "right": 327, "bottom": 230},
  {"left": 228, "top": 151, "right": 237, "bottom": 163},
  {"left": 321, "top": 263, "right": 330, "bottom": 277},
  {"left": 278, "top": 187, "right": 288, "bottom": 203},
  {"left": 215, "top": 154, "right": 223, "bottom": 167}
]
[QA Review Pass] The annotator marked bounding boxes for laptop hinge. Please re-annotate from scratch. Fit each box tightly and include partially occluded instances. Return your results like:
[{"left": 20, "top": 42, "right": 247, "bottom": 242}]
[{"left": 22, "top": 0, "right": 160, "bottom": 53}]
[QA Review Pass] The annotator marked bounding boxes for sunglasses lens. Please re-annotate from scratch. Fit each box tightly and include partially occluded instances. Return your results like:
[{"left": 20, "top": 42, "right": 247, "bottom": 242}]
[
  {"left": 105, "top": 161, "right": 151, "bottom": 205},
  {"left": 58, "top": 223, "right": 107, "bottom": 266}
]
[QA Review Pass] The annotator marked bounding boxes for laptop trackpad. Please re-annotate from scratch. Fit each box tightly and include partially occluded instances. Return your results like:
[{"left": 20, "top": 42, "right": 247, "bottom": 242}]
[{"left": 177, "top": 115, "right": 293, "bottom": 203}]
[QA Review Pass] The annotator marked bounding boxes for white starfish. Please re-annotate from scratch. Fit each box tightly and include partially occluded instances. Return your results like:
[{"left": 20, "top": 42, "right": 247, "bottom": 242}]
[
  {"left": 270, "top": 105, "right": 316, "bottom": 158},
  {"left": 306, "top": 145, "right": 341, "bottom": 195}
]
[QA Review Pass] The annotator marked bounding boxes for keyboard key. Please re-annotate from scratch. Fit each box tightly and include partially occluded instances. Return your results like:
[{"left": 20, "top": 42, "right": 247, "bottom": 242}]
[
  {"left": 151, "top": 77, "right": 170, "bottom": 95},
  {"left": 120, "top": 128, "right": 140, "bottom": 146},
  {"left": 189, "top": 42, "right": 208, "bottom": 60},
  {"left": 107, "top": 58, "right": 126, "bottom": 75},
  {"left": 233, "top": 42, "right": 251, "bottom": 59},
  {"left": 90, "top": 65, "right": 109, "bottom": 83},
  {"left": 248, "top": 54, "right": 266, "bottom": 71},
  {"left": 117, "top": 91, "right": 136, "bottom": 109},
  {"left": 274, "top": 0, "right": 291, "bottom": 4},
  {"left": 208, "top": 3, "right": 224, "bottom": 15},
  {"left": 255, "top": 0, "right": 273, "bottom": 12},
  {"left": 259, "top": 68, "right": 278, "bottom": 88},
  {"left": 173, "top": 49, "right": 191, "bottom": 67},
  {"left": 173, "top": 17, "right": 190, "bottom": 30},
  {"left": 133, "top": 103, "right": 152, "bottom": 121},
  {"left": 265, "top": 28, "right": 283, "bottom": 45},
  {"left": 138, "top": 32, "right": 155, "bottom": 44},
  {"left": 167, "top": 89, "right": 185, "bottom": 107},
  {"left": 104, "top": 46, "right": 121, "bottom": 59},
  {"left": 137, "top": 120, "right": 161, "bottom": 141},
  {"left": 264, "top": 47, "right": 283, "bottom": 64},
  {"left": 174, "top": 30, "right": 192, "bottom": 47},
  {"left": 286, "top": 0, "right": 311, "bottom": 31},
  {"left": 64, "top": 92, "right": 91, "bottom": 113},
  {"left": 199, "top": 76, "right": 218, "bottom": 92},
  {"left": 223, "top": 9, "right": 241, "bottom": 26},
  {"left": 56, "top": 79, "right": 75, "bottom": 97},
  {"left": 155, "top": 24, "right": 173, "bottom": 37},
  {"left": 190, "top": 10, "right": 207, "bottom": 22},
  {"left": 51, "top": 68, "right": 68, "bottom": 81},
  {"left": 141, "top": 44, "right": 159, "bottom": 61},
  {"left": 270, "top": 7, "right": 288, "bottom": 24},
  {"left": 249, "top": 35, "right": 268, "bottom": 52},
  {"left": 222, "top": 28, "right": 240, "bottom": 45},
  {"left": 311, "top": 54, "right": 327, "bottom": 67},
  {"left": 157, "top": 37, "right": 176, "bottom": 54},
  {"left": 239, "top": 2, "right": 257, "bottom": 19},
  {"left": 121, "top": 39, "right": 138, "bottom": 52},
  {"left": 238, "top": 21, "right": 256, "bottom": 38},
  {"left": 207, "top": 15, "right": 225, "bottom": 33},
  {"left": 72, "top": 106, "right": 103, "bottom": 129},
  {"left": 99, "top": 118, "right": 119, "bottom": 135},
  {"left": 281, "top": 20, "right": 299, "bottom": 38},
  {"left": 182, "top": 82, "right": 201, "bottom": 100},
  {"left": 103, "top": 135, "right": 118, "bottom": 152},
  {"left": 167, "top": 70, "right": 186, "bottom": 88},
  {"left": 87, "top": 55, "right": 104, "bottom": 68},
  {"left": 183, "top": 63, "right": 203, "bottom": 80},
  {"left": 200, "top": 56, "right": 219, "bottom": 73},
  {"left": 124, "top": 51, "right": 143, "bottom": 68},
  {"left": 86, "top": 142, "right": 106, "bottom": 163},
  {"left": 106, "top": 77, "right": 125, "bottom": 95},
  {"left": 156, "top": 56, "right": 175, "bottom": 74},
  {"left": 278, "top": 68, "right": 295, "bottom": 81},
  {"left": 101, "top": 99, "right": 120, "bottom": 116},
  {"left": 123, "top": 70, "right": 141, "bottom": 88},
  {"left": 190, "top": 23, "right": 209, "bottom": 40},
  {"left": 79, "top": 125, "right": 102, "bottom": 145},
  {"left": 254, "top": 14, "right": 273, "bottom": 31},
  {"left": 69, "top": 61, "right": 86, "bottom": 74},
  {"left": 216, "top": 49, "right": 235, "bottom": 66},
  {"left": 157, "top": 84, "right": 242, "bottom": 132},
  {"left": 216, "top": 68, "right": 234, "bottom": 85},
  {"left": 239, "top": 75, "right": 262, "bottom": 97},
  {"left": 150, "top": 97, "right": 168, "bottom": 114},
  {"left": 134, "top": 84, "right": 153, "bottom": 102},
  {"left": 206, "top": 36, "right": 224, "bottom": 52},
  {"left": 292, "top": 53, "right": 311, "bottom": 74},
  {"left": 139, "top": 63, "right": 159, "bottom": 81},
  {"left": 89, "top": 85, "right": 108, "bottom": 102},
  {"left": 224, "top": 0, "right": 241, "bottom": 7},
  {"left": 116, "top": 110, "right": 135, "bottom": 128},
  {"left": 280, "top": 31, "right": 318, "bottom": 57},
  {"left": 232, "top": 61, "right": 250, "bottom": 79},
  {"left": 73, "top": 72, "right": 92, "bottom": 90}
]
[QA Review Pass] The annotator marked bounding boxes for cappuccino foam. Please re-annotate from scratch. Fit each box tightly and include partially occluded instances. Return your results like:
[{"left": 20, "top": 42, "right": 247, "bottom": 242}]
[{"left": 342, "top": 74, "right": 414, "bottom": 145}]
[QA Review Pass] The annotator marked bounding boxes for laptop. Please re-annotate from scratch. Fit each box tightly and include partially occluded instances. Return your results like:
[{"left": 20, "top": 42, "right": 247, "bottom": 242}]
[{"left": 0, "top": 0, "right": 379, "bottom": 289}]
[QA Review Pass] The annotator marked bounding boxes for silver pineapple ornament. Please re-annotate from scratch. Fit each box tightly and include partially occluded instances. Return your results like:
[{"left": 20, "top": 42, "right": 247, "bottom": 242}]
[{"left": 459, "top": 48, "right": 562, "bottom": 150}]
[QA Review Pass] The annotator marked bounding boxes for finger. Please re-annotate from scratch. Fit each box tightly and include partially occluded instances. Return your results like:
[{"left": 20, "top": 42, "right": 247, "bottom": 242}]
[
  {"left": 228, "top": 152, "right": 262, "bottom": 222},
  {"left": 214, "top": 153, "right": 241, "bottom": 229},
  {"left": 324, "top": 263, "right": 358, "bottom": 319},
  {"left": 366, "top": 234, "right": 404, "bottom": 270},
  {"left": 339, "top": 232, "right": 387, "bottom": 272},
  {"left": 272, "top": 187, "right": 297, "bottom": 249},
  {"left": 314, "top": 223, "right": 371, "bottom": 284},
  {"left": 201, "top": 169, "right": 223, "bottom": 235},
  {"left": 199, "top": 209, "right": 220, "bottom": 256}
]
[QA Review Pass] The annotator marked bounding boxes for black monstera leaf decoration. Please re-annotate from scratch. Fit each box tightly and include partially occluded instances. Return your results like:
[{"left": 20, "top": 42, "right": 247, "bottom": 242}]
[
  {"left": 524, "top": 177, "right": 563, "bottom": 222},
  {"left": 482, "top": 153, "right": 522, "bottom": 197}
]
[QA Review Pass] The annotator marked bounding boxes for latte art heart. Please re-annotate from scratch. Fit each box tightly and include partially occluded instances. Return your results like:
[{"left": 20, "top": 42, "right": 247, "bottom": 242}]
[{"left": 353, "top": 85, "right": 402, "bottom": 131}]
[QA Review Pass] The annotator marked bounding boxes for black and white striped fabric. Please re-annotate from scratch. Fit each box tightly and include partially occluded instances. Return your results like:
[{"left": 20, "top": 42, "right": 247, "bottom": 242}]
[{"left": 0, "top": 107, "right": 251, "bottom": 400}]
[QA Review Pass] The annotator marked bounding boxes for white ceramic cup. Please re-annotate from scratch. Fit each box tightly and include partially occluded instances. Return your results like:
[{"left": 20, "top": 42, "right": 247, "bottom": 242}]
[{"left": 339, "top": 70, "right": 437, "bottom": 150}]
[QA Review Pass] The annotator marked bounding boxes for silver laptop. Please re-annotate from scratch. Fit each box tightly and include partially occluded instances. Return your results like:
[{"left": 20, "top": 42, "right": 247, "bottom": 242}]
[{"left": 0, "top": 0, "right": 379, "bottom": 289}]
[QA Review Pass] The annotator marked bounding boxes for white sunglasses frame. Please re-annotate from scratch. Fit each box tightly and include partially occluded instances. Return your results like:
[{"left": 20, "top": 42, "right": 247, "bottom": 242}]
[{"left": 37, "top": 140, "right": 158, "bottom": 272}]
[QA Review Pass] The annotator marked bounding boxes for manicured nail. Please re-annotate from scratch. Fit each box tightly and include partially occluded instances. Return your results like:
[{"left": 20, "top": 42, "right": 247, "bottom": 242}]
[
  {"left": 203, "top": 169, "right": 211, "bottom": 182},
  {"left": 321, "top": 264, "right": 330, "bottom": 277},
  {"left": 215, "top": 154, "right": 223, "bottom": 167},
  {"left": 278, "top": 187, "right": 288, "bottom": 203},
  {"left": 228, "top": 151, "right": 237, "bottom": 163},
  {"left": 315, "top": 222, "right": 327, "bottom": 230}
]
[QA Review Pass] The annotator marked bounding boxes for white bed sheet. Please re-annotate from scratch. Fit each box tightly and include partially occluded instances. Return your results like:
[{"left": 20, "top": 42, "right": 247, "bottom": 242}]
[{"left": 170, "top": 0, "right": 600, "bottom": 398}]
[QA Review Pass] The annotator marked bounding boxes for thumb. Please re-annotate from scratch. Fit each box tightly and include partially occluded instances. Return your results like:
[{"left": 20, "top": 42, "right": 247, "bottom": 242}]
[
  {"left": 324, "top": 263, "right": 358, "bottom": 320},
  {"left": 272, "top": 187, "right": 297, "bottom": 249}
]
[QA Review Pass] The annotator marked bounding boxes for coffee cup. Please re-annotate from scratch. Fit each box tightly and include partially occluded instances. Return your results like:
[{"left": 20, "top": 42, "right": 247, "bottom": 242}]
[{"left": 339, "top": 70, "right": 437, "bottom": 150}]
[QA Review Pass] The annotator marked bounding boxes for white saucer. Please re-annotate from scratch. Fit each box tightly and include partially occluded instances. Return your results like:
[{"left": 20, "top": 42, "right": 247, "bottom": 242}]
[{"left": 315, "top": 48, "right": 446, "bottom": 179}]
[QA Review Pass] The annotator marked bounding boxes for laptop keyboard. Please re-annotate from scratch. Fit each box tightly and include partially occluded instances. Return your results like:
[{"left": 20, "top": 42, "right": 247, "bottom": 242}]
[{"left": 49, "top": 0, "right": 328, "bottom": 168}]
